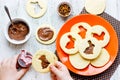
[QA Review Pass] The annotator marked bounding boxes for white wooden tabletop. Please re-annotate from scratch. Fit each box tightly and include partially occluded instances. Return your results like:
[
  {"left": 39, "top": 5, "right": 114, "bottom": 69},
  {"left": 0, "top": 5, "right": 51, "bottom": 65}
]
[{"left": 0, "top": 0, "right": 120, "bottom": 80}]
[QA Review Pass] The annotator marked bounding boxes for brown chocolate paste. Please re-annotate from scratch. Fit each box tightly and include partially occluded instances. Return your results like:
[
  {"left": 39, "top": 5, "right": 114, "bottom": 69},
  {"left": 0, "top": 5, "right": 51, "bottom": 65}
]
[
  {"left": 8, "top": 21, "right": 29, "bottom": 40},
  {"left": 84, "top": 40, "right": 95, "bottom": 54},
  {"left": 38, "top": 27, "right": 54, "bottom": 41},
  {"left": 39, "top": 55, "right": 50, "bottom": 69}
]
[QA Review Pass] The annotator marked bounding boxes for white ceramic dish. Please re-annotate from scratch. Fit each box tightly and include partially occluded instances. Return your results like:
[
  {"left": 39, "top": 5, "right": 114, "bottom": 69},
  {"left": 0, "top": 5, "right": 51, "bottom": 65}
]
[
  {"left": 4, "top": 18, "right": 31, "bottom": 44},
  {"left": 57, "top": 2, "right": 72, "bottom": 17}
]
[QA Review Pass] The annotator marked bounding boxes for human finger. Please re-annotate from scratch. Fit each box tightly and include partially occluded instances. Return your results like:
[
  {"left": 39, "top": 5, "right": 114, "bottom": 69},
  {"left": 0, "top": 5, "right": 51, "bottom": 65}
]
[
  {"left": 11, "top": 54, "right": 19, "bottom": 68},
  {"left": 1, "top": 58, "right": 9, "bottom": 67},
  {"left": 17, "top": 68, "right": 29, "bottom": 79},
  {"left": 50, "top": 71, "right": 57, "bottom": 80},
  {"left": 50, "top": 65, "right": 60, "bottom": 76},
  {"left": 54, "top": 61, "right": 66, "bottom": 69}
]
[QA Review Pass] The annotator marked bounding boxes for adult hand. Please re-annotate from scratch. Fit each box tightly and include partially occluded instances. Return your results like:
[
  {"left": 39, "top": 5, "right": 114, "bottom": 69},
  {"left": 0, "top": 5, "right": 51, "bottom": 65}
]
[
  {"left": 0, "top": 55, "right": 29, "bottom": 80},
  {"left": 50, "top": 61, "right": 73, "bottom": 80}
]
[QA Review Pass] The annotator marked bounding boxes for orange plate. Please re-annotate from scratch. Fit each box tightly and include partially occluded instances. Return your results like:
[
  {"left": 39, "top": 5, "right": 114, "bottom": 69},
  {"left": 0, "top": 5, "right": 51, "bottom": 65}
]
[{"left": 56, "top": 14, "right": 118, "bottom": 76}]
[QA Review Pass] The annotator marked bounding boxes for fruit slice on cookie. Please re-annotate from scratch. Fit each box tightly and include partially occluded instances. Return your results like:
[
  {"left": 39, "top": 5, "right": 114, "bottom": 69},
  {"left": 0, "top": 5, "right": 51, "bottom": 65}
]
[
  {"left": 36, "top": 24, "right": 57, "bottom": 44},
  {"left": 32, "top": 50, "right": 58, "bottom": 73},
  {"left": 69, "top": 52, "right": 90, "bottom": 69},
  {"left": 79, "top": 38, "right": 102, "bottom": 60},
  {"left": 60, "top": 32, "right": 82, "bottom": 54},
  {"left": 91, "top": 48, "right": 110, "bottom": 67}
]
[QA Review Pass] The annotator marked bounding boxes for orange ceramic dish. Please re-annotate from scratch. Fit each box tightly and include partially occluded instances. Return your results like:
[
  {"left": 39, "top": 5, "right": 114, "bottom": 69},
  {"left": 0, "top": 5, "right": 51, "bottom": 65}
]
[{"left": 56, "top": 14, "right": 118, "bottom": 76}]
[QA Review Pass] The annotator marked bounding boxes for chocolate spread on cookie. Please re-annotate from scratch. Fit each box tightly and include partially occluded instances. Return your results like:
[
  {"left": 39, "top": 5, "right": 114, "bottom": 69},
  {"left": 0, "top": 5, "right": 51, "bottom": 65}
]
[
  {"left": 8, "top": 21, "right": 29, "bottom": 40},
  {"left": 84, "top": 40, "right": 95, "bottom": 54},
  {"left": 38, "top": 27, "right": 54, "bottom": 41},
  {"left": 39, "top": 55, "right": 50, "bottom": 69}
]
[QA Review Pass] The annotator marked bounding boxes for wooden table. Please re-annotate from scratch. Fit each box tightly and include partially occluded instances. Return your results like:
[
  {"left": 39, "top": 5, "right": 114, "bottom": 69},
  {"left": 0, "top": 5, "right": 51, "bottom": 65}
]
[{"left": 0, "top": 0, "right": 120, "bottom": 80}]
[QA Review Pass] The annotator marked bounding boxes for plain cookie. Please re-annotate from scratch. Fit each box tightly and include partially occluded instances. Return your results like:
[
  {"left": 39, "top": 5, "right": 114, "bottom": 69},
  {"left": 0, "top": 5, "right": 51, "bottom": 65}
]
[
  {"left": 91, "top": 48, "right": 110, "bottom": 67},
  {"left": 69, "top": 52, "right": 90, "bottom": 69}
]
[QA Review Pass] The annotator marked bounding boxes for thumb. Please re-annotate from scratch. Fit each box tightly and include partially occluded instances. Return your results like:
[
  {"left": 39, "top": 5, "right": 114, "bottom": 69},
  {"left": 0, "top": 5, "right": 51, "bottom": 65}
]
[
  {"left": 17, "top": 68, "right": 29, "bottom": 79},
  {"left": 50, "top": 65, "right": 60, "bottom": 76}
]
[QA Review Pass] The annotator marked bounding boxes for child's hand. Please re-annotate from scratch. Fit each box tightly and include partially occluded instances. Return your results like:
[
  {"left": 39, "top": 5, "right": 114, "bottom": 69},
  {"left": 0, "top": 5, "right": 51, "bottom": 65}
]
[
  {"left": 0, "top": 55, "right": 29, "bottom": 80},
  {"left": 50, "top": 61, "right": 73, "bottom": 80}
]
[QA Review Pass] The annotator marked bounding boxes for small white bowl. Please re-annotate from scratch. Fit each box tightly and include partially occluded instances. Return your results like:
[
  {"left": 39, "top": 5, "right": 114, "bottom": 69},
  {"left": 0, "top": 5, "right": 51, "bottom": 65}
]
[
  {"left": 57, "top": 2, "right": 72, "bottom": 17},
  {"left": 4, "top": 18, "right": 31, "bottom": 44}
]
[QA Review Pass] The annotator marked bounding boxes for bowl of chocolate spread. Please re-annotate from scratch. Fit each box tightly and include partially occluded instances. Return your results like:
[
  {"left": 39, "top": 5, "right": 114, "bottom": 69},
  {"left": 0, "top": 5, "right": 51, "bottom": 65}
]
[{"left": 4, "top": 18, "right": 31, "bottom": 44}]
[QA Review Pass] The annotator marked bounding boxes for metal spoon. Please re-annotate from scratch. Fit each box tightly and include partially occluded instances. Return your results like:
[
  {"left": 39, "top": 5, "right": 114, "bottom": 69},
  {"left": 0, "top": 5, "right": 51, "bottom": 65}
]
[{"left": 4, "top": 6, "right": 14, "bottom": 26}]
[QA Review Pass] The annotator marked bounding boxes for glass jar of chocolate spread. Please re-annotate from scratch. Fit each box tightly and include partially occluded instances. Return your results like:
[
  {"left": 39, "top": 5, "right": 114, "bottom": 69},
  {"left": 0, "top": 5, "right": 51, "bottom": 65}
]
[{"left": 17, "top": 50, "right": 32, "bottom": 68}]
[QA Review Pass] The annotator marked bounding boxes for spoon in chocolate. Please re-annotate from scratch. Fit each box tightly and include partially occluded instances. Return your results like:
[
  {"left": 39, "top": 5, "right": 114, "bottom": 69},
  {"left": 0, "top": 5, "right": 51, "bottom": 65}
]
[{"left": 4, "top": 6, "right": 14, "bottom": 26}]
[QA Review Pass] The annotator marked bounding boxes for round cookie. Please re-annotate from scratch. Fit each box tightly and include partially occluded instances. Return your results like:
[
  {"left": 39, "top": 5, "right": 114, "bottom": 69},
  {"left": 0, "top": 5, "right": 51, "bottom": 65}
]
[
  {"left": 86, "top": 25, "right": 110, "bottom": 47},
  {"left": 69, "top": 52, "right": 90, "bottom": 69},
  {"left": 70, "top": 22, "right": 91, "bottom": 35},
  {"left": 36, "top": 24, "right": 57, "bottom": 44},
  {"left": 78, "top": 38, "right": 102, "bottom": 60},
  {"left": 91, "top": 48, "right": 110, "bottom": 67},
  {"left": 60, "top": 32, "right": 82, "bottom": 54},
  {"left": 26, "top": 0, "right": 47, "bottom": 18},
  {"left": 32, "top": 50, "right": 58, "bottom": 73},
  {"left": 85, "top": 0, "right": 106, "bottom": 15}
]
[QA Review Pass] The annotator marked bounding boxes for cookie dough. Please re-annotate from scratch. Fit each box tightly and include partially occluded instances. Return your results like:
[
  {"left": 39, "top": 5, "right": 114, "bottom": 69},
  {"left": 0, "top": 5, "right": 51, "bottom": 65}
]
[
  {"left": 60, "top": 32, "right": 82, "bottom": 54},
  {"left": 70, "top": 22, "right": 91, "bottom": 35},
  {"left": 86, "top": 25, "right": 110, "bottom": 47},
  {"left": 91, "top": 48, "right": 110, "bottom": 67},
  {"left": 32, "top": 50, "right": 58, "bottom": 73},
  {"left": 85, "top": 0, "right": 106, "bottom": 15},
  {"left": 78, "top": 38, "right": 102, "bottom": 60},
  {"left": 69, "top": 52, "right": 90, "bottom": 69},
  {"left": 36, "top": 24, "right": 57, "bottom": 44},
  {"left": 26, "top": 0, "right": 47, "bottom": 18}
]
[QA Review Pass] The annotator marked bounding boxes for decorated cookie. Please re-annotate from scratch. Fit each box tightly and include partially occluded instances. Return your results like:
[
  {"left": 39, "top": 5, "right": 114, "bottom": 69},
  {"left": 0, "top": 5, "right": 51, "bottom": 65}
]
[
  {"left": 26, "top": 0, "right": 47, "bottom": 18},
  {"left": 85, "top": 0, "right": 106, "bottom": 15},
  {"left": 86, "top": 25, "right": 110, "bottom": 47},
  {"left": 32, "top": 50, "right": 58, "bottom": 73},
  {"left": 78, "top": 38, "right": 102, "bottom": 60},
  {"left": 60, "top": 32, "right": 82, "bottom": 54},
  {"left": 36, "top": 24, "right": 56, "bottom": 44},
  {"left": 69, "top": 52, "right": 90, "bottom": 69},
  {"left": 70, "top": 22, "right": 91, "bottom": 35},
  {"left": 91, "top": 48, "right": 110, "bottom": 67}
]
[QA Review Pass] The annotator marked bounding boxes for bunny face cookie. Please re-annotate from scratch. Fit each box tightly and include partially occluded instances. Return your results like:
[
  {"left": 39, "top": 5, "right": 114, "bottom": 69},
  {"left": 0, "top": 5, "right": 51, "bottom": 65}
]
[
  {"left": 86, "top": 25, "right": 110, "bottom": 47},
  {"left": 78, "top": 38, "right": 102, "bottom": 60},
  {"left": 26, "top": 0, "right": 47, "bottom": 18},
  {"left": 70, "top": 22, "right": 91, "bottom": 36},
  {"left": 60, "top": 32, "right": 82, "bottom": 54}
]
